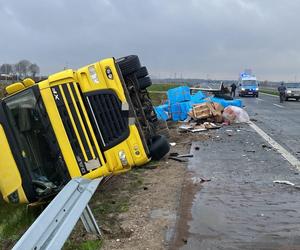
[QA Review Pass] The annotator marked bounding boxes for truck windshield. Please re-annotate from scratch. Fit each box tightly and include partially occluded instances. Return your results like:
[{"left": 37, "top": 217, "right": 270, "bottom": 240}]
[
  {"left": 241, "top": 80, "right": 257, "bottom": 86},
  {"left": 4, "top": 88, "right": 69, "bottom": 197},
  {"left": 286, "top": 83, "right": 300, "bottom": 88}
]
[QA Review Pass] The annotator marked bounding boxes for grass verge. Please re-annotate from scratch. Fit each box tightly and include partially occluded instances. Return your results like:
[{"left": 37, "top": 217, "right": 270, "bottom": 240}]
[
  {"left": 148, "top": 83, "right": 185, "bottom": 92},
  {"left": 260, "top": 88, "right": 278, "bottom": 96},
  {"left": 0, "top": 199, "right": 39, "bottom": 249}
]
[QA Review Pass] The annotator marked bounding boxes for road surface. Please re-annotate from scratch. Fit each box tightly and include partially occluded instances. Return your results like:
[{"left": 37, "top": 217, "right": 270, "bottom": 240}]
[{"left": 173, "top": 93, "right": 300, "bottom": 250}]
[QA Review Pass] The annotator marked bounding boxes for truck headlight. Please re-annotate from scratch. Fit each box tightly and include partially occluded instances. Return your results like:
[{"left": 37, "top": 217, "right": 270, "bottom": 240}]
[
  {"left": 105, "top": 67, "right": 113, "bottom": 80},
  {"left": 88, "top": 65, "right": 100, "bottom": 84},
  {"left": 118, "top": 150, "right": 128, "bottom": 166},
  {"left": 133, "top": 145, "right": 141, "bottom": 156},
  {"left": 287, "top": 90, "right": 292, "bottom": 94},
  {"left": 241, "top": 88, "right": 245, "bottom": 91},
  {"left": 256, "top": 87, "right": 259, "bottom": 91}
]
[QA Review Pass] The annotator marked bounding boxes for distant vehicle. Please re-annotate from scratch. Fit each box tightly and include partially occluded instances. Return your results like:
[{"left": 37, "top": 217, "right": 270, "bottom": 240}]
[
  {"left": 285, "top": 83, "right": 300, "bottom": 101},
  {"left": 238, "top": 73, "right": 259, "bottom": 97}
]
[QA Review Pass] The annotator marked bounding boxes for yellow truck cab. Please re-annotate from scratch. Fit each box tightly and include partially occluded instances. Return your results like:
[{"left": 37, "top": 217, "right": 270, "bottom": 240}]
[{"left": 0, "top": 55, "right": 169, "bottom": 204}]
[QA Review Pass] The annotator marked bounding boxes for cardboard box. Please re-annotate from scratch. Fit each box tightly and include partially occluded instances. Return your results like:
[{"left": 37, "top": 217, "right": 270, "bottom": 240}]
[
  {"left": 192, "top": 102, "right": 224, "bottom": 122},
  {"left": 192, "top": 103, "right": 212, "bottom": 119}
]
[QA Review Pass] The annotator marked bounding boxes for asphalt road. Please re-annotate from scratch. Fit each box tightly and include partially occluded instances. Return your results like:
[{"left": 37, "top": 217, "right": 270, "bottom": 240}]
[
  {"left": 244, "top": 93, "right": 300, "bottom": 160},
  {"left": 175, "top": 93, "right": 300, "bottom": 250}
]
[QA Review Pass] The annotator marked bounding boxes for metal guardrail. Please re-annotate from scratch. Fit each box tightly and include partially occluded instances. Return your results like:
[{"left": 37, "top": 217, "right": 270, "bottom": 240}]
[{"left": 13, "top": 178, "right": 102, "bottom": 250}]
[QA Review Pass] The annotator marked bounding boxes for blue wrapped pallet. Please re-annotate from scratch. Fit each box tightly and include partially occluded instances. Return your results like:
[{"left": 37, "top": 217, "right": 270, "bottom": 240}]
[
  {"left": 191, "top": 91, "right": 206, "bottom": 104},
  {"left": 170, "top": 101, "right": 192, "bottom": 121},
  {"left": 227, "top": 99, "right": 243, "bottom": 108},
  {"left": 209, "top": 97, "right": 243, "bottom": 108},
  {"left": 167, "top": 86, "right": 191, "bottom": 104},
  {"left": 155, "top": 106, "right": 169, "bottom": 121},
  {"left": 161, "top": 103, "right": 170, "bottom": 113}
]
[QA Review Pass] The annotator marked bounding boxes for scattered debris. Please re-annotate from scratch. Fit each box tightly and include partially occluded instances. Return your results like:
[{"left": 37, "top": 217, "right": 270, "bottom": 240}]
[
  {"left": 262, "top": 144, "right": 272, "bottom": 150},
  {"left": 190, "top": 127, "right": 207, "bottom": 133},
  {"left": 273, "top": 180, "right": 300, "bottom": 189},
  {"left": 191, "top": 177, "right": 212, "bottom": 184},
  {"left": 179, "top": 122, "right": 220, "bottom": 133},
  {"left": 179, "top": 124, "right": 194, "bottom": 131},
  {"left": 168, "top": 157, "right": 188, "bottom": 163},
  {"left": 273, "top": 180, "right": 295, "bottom": 186},
  {"left": 154, "top": 87, "right": 251, "bottom": 143},
  {"left": 155, "top": 86, "right": 243, "bottom": 122},
  {"left": 223, "top": 106, "right": 250, "bottom": 124},
  {"left": 169, "top": 153, "right": 193, "bottom": 158},
  {"left": 203, "top": 122, "right": 221, "bottom": 129}
]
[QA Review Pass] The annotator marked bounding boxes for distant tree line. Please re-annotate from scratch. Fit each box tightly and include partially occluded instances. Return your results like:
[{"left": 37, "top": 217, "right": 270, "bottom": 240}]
[{"left": 0, "top": 60, "right": 40, "bottom": 78}]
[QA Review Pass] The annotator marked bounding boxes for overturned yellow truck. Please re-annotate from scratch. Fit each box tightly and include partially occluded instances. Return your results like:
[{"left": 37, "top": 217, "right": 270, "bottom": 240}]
[{"left": 0, "top": 55, "right": 169, "bottom": 204}]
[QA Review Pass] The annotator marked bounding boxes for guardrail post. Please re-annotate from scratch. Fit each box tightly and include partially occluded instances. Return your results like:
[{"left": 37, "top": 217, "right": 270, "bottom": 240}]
[{"left": 80, "top": 205, "right": 101, "bottom": 236}]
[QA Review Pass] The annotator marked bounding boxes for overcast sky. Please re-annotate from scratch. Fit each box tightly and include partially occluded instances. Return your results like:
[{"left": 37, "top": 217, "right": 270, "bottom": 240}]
[{"left": 1, "top": 0, "right": 300, "bottom": 81}]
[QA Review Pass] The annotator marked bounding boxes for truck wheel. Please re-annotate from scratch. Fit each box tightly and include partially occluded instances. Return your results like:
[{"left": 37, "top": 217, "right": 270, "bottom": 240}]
[
  {"left": 138, "top": 76, "right": 152, "bottom": 90},
  {"left": 149, "top": 135, "right": 170, "bottom": 160},
  {"left": 136, "top": 66, "right": 148, "bottom": 79},
  {"left": 116, "top": 55, "right": 141, "bottom": 76}
]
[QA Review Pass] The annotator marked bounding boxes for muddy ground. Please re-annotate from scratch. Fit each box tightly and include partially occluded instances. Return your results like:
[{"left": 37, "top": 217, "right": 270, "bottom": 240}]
[{"left": 64, "top": 125, "right": 212, "bottom": 250}]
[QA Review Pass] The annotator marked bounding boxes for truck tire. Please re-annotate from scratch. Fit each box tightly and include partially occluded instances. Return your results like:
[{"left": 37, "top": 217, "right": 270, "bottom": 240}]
[
  {"left": 116, "top": 55, "right": 141, "bottom": 77},
  {"left": 149, "top": 135, "right": 170, "bottom": 160},
  {"left": 136, "top": 66, "right": 148, "bottom": 79},
  {"left": 138, "top": 76, "right": 152, "bottom": 90}
]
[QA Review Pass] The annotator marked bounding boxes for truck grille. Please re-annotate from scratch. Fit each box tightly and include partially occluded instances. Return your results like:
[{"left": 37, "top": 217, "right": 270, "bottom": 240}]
[
  {"left": 51, "top": 83, "right": 102, "bottom": 175},
  {"left": 85, "top": 90, "right": 129, "bottom": 149}
]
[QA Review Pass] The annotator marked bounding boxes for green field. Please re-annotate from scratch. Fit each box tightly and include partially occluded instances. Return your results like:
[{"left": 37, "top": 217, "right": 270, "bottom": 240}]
[
  {"left": 148, "top": 82, "right": 185, "bottom": 92},
  {"left": 148, "top": 83, "right": 186, "bottom": 105},
  {"left": 259, "top": 88, "right": 278, "bottom": 96}
]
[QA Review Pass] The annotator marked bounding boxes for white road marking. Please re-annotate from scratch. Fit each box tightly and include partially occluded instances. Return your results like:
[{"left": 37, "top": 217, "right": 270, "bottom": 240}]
[
  {"left": 249, "top": 121, "right": 300, "bottom": 170},
  {"left": 273, "top": 103, "right": 284, "bottom": 108},
  {"left": 257, "top": 98, "right": 264, "bottom": 101}
]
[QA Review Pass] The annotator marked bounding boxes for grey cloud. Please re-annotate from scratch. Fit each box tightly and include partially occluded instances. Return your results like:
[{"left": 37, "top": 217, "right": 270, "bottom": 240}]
[{"left": 0, "top": 0, "right": 300, "bottom": 81}]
